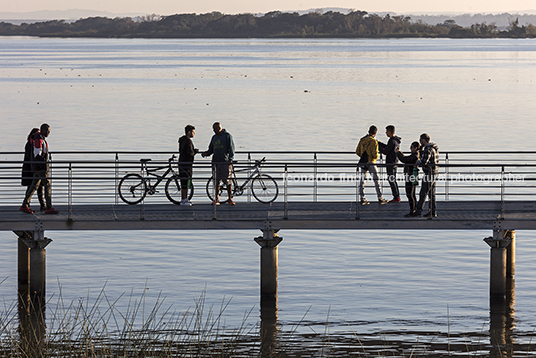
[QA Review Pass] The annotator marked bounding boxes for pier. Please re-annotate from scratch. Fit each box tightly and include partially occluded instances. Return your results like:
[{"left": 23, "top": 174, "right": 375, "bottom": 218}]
[{"left": 1, "top": 150, "right": 535, "bottom": 355}]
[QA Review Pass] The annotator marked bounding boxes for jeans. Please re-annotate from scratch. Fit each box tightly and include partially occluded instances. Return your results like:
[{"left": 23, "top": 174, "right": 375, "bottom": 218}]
[
  {"left": 416, "top": 173, "right": 437, "bottom": 214},
  {"left": 359, "top": 163, "right": 383, "bottom": 200},
  {"left": 386, "top": 165, "right": 400, "bottom": 200},
  {"left": 404, "top": 182, "right": 417, "bottom": 213}
]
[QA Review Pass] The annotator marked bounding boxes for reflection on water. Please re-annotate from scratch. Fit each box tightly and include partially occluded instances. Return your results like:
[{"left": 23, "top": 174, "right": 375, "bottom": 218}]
[
  {"left": 489, "top": 278, "right": 516, "bottom": 358},
  {"left": 260, "top": 295, "right": 279, "bottom": 357}
]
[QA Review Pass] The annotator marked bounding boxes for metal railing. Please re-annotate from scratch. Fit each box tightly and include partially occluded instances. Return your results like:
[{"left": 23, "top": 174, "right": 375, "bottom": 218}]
[{"left": 2, "top": 150, "right": 536, "bottom": 219}]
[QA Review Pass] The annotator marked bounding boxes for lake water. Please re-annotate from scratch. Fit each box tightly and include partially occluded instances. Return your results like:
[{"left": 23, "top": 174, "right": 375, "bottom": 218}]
[{"left": 1, "top": 37, "right": 536, "bottom": 355}]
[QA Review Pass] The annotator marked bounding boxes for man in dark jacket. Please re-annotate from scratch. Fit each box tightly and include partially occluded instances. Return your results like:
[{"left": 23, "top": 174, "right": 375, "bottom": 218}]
[
  {"left": 397, "top": 141, "right": 420, "bottom": 216},
  {"left": 378, "top": 125, "right": 401, "bottom": 203},
  {"left": 202, "top": 122, "right": 236, "bottom": 205},
  {"left": 20, "top": 123, "right": 58, "bottom": 214},
  {"left": 414, "top": 133, "right": 439, "bottom": 218},
  {"left": 178, "top": 124, "right": 198, "bottom": 206}
]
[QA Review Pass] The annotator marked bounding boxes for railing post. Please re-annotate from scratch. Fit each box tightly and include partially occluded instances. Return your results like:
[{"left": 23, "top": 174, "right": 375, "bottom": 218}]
[
  {"left": 445, "top": 152, "right": 449, "bottom": 201},
  {"left": 284, "top": 164, "right": 288, "bottom": 220},
  {"left": 212, "top": 165, "right": 217, "bottom": 220},
  {"left": 355, "top": 164, "right": 360, "bottom": 220},
  {"left": 68, "top": 162, "right": 73, "bottom": 221},
  {"left": 501, "top": 165, "right": 505, "bottom": 219},
  {"left": 313, "top": 153, "right": 318, "bottom": 202},
  {"left": 115, "top": 153, "right": 119, "bottom": 205},
  {"left": 247, "top": 152, "right": 252, "bottom": 203}
]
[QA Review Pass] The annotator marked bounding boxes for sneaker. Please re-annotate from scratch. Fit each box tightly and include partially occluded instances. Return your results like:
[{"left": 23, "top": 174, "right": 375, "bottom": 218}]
[
  {"left": 211, "top": 200, "right": 220, "bottom": 206},
  {"left": 45, "top": 207, "right": 59, "bottom": 214},
  {"left": 40, "top": 205, "right": 46, "bottom": 213},
  {"left": 378, "top": 198, "right": 388, "bottom": 205},
  {"left": 360, "top": 199, "right": 370, "bottom": 205},
  {"left": 404, "top": 212, "right": 417, "bottom": 218},
  {"left": 389, "top": 198, "right": 401, "bottom": 203},
  {"left": 19, "top": 206, "right": 34, "bottom": 214},
  {"left": 182, "top": 200, "right": 193, "bottom": 207},
  {"left": 227, "top": 199, "right": 236, "bottom": 206}
]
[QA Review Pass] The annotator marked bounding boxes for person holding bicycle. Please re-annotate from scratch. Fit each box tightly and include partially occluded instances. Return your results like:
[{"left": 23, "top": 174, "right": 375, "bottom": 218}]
[
  {"left": 178, "top": 124, "right": 199, "bottom": 206},
  {"left": 202, "top": 122, "right": 236, "bottom": 205}
]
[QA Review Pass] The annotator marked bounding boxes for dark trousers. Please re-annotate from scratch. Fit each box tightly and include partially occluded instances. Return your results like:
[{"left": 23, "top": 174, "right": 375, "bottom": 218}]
[
  {"left": 22, "top": 171, "right": 51, "bottom": 209},
  {"left": 404, "top": 182, "right": 417, "bottom": 213},
  {"left": 386, "top": 165, "right": 400, "bottom": 200},
  {"left": 416, "top": 173, "right": 437, "bottom": 214}
]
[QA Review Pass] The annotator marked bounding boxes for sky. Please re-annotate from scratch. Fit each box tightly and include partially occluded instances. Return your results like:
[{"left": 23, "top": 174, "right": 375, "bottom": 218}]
[{"left": 1, "top": 0, "right": 535, "bottom": 16}]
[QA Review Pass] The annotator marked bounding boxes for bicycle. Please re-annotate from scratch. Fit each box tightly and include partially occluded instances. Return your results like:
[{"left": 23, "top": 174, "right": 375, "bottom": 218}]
[
  {"left": 205, "top": 157, "right": 278, "bottom": 203},
  {"left": 118, "top": 155, "right": 193, "bottom": 205}
]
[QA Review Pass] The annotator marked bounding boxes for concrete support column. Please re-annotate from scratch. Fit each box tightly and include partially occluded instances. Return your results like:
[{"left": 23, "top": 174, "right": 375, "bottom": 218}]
[
  {"left": 254, "top": 224, "right": 283, "bottom": 298},
  {"left": 505, "top": 230, "right": 515, "bottom": 279},
  {"left": 18, "top": 236, "right": 30, "bottom": 314},
  {"left": 15, "top": 229, "right": 52, "bottom": 310},
  {"left": 14, "top": 228, "right": 51, "bottom": 355},
  {"left": 484, "top": 229, "right": 513, "bottom": 300}
]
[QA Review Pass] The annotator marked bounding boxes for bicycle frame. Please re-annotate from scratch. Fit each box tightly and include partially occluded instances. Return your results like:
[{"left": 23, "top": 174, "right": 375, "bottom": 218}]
[
  {"left": 233, "top": 165, "right": 261, "bottom": 193},
  {"left": 142, "top": 163, "right": 173, "bottom": 190}
]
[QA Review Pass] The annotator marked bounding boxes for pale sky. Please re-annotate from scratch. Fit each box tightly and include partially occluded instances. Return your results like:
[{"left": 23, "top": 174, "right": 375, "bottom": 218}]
[{"left": 2, "top": 0, "right": 536, "bottom": 15}]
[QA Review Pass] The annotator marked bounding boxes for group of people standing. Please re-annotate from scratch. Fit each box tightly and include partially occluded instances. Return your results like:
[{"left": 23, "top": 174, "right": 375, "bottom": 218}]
[
  {"left": 19, "top": 122, "right": 437, "bottom": 215},
  {"left": 177, "top": 122, "right": 236, "bottom": 206},
  {"left": 356, "top": 125, "right": 439, "bottom": 218}
]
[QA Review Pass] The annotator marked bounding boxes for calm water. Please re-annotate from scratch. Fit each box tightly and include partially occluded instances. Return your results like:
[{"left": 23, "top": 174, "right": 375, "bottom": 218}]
[{"left": 1, "top": 37, "right": 536, "bottom": 352}]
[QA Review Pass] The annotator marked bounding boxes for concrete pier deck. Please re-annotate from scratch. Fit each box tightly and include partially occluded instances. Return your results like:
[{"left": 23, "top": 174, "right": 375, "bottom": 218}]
[{"left": 2, "top": 201, "right": 535, "bottom": 231}]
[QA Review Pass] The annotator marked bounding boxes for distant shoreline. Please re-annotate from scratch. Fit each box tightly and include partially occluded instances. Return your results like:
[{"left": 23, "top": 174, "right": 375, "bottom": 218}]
[{"left": 1, "top": 11, "right": 535, "bottom": 39}]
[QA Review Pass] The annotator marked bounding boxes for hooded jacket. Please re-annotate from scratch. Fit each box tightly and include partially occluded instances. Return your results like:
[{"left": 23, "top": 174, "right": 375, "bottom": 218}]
[
  {"left": 379, "top": 135, "right": 401, "bottom": 164},
  {"left": 178, "top": 135, "right": 197, "bottom": 165},
  {"left": 205, "top": 129, "right": 235, "bottom": 163},
  {"left": 355, "top": 134, "right": 379, "bottom": 163},
  {"left": 417, "top": 142, "right": 439, "bottom": 175}
]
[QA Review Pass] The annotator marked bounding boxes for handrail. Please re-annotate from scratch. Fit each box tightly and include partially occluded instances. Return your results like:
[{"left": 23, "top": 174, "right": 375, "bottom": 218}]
[{"left": 2, "top": 151, "right": 536, "bottom": 216}]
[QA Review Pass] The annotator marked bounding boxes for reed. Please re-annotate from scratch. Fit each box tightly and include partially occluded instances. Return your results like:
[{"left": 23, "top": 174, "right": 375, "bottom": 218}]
[{"left": 0, "top": 283, "right": 533, "bottom": 357}]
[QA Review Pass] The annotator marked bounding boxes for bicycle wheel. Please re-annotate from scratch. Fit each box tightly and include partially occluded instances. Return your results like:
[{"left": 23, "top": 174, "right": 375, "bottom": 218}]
[
  {"left": 165, "top": 175, "right": 194, "bottom": 205},
  {"left": 206, "top": 176, "right": 230, "bottom": 203},
  {"left": 251, "top": 174, "right": 278, "bottom": 203},
  {"left": 118, "top": 173, "right": 147, "bottom": 205}
]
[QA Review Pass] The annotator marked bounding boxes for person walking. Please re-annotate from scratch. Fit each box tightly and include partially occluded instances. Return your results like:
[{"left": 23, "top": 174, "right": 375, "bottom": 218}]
[
  {"left": 356, "top": 125, "right": 387, "bottom": 205},
  {"left": 202, "top": 122, "right": 236, "bottom": 205},
  {"left": 378, "top": 125, "right": 401, "bottom": 203},
  {"left": 178, "top": 124, "right": 199, "bottom": 206},
  {"left": 20, "top": 123, "right": 58, "bottom": 214},
  {"left": 397, "top": 141, "right": 421, "bottom": 217},
  {"left": 414, "top": 133, "right": 439, "bottom": 218}
]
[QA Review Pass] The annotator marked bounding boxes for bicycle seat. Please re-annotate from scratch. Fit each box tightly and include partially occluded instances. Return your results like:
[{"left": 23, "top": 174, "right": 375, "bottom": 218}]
[{"left": 140, "top": 158, "right": 152, "bottom": 163}]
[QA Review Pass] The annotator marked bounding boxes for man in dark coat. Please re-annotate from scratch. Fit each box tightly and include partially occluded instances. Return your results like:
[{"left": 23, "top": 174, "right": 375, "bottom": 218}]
[{"left": 20, "top": 123, "right": 58, "bottom": 214}]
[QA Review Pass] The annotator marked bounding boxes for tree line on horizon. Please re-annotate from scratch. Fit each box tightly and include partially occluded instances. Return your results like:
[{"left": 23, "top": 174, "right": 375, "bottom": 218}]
[{"left": 0, "top": 10, "right": 535, "bottom": 38}]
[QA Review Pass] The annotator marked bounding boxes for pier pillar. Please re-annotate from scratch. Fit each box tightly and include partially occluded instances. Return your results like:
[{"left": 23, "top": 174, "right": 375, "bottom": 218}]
[
  {"left": 484, "top": 229, "right": 513, "bottom": 300},
  {"left": 13, "top": 228, "right": 51, "bottom": 355},
  {"left": 17, "top": 234, "right": 30, "bottom": 315},
  {"left": 14, "top": 228, "right": 52, "bottom": 310},
  {"left": 505, "top": 230, "right": 515, "bottom": 278},
  {"left": 254, "top": 224, "right": 283, "bottom": 298}
]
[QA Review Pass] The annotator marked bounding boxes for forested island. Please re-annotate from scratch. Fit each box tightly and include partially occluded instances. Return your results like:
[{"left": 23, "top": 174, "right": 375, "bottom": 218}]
[{"left": 1, "top": 10, "right": 535, "bottom": 38}]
